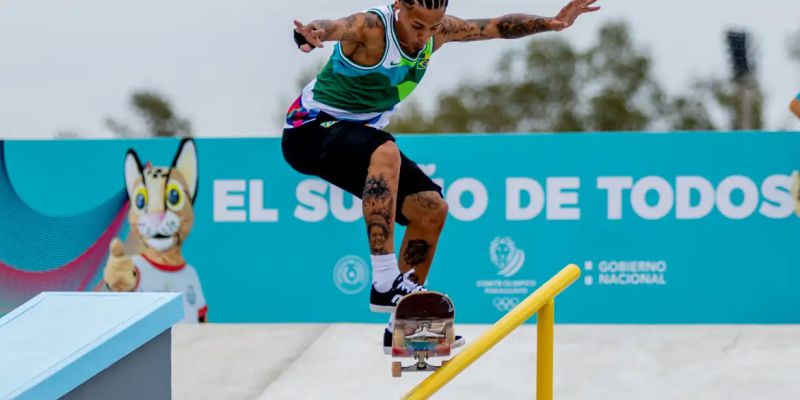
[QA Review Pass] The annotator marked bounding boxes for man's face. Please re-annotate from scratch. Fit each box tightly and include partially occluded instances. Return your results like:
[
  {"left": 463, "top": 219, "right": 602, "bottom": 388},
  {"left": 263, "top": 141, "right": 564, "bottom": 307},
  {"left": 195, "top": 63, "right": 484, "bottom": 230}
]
[{"left": 393, "top": 1, "right": 446, "bottom": 52}]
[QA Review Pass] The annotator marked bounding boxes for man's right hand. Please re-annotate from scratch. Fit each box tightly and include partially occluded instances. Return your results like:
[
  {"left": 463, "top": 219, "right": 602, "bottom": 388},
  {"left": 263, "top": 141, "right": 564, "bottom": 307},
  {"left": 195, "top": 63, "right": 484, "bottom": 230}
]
[
  {"left": 791, "top": 98, "right": 800, "bottom": 119},
  {"left": 103, "top": 238, "right": 137, "bottom": 292},
  {"left": 294, "top": 20, "right": 326, "bottom": 53},
  {"left": 550, "top": 0, "right": 601, "bottom": 31}
]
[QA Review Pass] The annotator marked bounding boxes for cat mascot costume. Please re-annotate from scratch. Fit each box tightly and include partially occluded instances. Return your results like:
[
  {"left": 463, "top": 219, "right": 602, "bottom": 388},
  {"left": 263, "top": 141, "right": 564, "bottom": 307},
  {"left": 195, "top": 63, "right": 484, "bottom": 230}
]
[{"left": 103, "top": 138, "right": 208, "bottom": 323}]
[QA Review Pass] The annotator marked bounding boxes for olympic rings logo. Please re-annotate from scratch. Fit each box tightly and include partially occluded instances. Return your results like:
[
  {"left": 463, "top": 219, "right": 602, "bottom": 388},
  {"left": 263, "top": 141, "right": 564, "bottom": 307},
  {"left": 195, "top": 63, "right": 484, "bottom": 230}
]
[{"left": 492, "top": 297, "right": 521, "bottom": 312}]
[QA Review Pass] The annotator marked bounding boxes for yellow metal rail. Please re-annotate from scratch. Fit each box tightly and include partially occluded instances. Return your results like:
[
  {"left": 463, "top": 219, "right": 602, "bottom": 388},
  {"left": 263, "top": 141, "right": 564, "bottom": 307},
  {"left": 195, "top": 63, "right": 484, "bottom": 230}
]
[{"left": 401, "top": 264, "right": 581, "bottom": 400}]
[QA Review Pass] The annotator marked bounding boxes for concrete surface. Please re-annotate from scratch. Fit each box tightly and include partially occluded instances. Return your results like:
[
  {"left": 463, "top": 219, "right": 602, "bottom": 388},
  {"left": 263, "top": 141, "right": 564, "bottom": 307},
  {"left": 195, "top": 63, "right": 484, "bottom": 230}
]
[{"left": 172, "top": 324, "right": 800, "bottom": 400}]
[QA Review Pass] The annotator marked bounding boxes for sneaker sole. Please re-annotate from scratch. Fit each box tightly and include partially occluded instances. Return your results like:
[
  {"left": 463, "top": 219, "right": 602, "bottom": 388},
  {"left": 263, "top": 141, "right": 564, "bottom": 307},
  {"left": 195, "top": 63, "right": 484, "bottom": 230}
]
[{"left": 370, "top": 304, "right": 396, "bottom": 313}]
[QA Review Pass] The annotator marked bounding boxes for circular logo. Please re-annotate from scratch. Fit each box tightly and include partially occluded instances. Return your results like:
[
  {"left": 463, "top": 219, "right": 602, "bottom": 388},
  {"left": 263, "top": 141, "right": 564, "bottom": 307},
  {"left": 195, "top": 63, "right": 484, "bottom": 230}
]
[
  {"left": 333, "top": 255, "right": 370, "bottom": 295},
  {"left": 489, "top": 237, "right": 526, "bottom": 278}
]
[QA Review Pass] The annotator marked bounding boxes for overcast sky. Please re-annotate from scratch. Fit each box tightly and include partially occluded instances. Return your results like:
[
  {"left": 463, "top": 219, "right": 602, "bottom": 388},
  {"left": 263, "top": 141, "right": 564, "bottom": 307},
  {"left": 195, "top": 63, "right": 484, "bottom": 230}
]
[{"left": 0, "top": 0, "right": 798, "bottom": 139}]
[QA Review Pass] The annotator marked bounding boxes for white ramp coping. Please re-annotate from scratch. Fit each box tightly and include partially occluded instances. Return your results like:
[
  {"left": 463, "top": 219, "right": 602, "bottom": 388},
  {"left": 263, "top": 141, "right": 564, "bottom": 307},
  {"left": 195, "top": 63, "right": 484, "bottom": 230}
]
[{"left": 0, "top": 292, "right": 183, "bottom": 400}]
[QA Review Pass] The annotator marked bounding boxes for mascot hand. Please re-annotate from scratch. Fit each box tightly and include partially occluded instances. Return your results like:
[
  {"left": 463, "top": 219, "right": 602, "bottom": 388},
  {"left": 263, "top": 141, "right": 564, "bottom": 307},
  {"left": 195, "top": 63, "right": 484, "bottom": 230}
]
[{"left": 103, "top": 238, "right": 138, "bottom": 292}]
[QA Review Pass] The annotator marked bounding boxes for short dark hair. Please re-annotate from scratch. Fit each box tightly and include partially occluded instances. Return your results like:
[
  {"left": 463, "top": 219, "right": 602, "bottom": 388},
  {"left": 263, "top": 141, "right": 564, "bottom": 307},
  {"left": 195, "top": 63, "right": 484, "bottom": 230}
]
[{"left": 401, "top": 0, "right": 448, "bottom": 10}]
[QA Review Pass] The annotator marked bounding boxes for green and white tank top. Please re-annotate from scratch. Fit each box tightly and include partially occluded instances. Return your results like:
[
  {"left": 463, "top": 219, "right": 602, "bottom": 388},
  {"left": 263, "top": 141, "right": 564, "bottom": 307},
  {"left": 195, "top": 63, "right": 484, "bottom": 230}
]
[{"left": 294, "top": 4, "right": 434, "bottom": 129}]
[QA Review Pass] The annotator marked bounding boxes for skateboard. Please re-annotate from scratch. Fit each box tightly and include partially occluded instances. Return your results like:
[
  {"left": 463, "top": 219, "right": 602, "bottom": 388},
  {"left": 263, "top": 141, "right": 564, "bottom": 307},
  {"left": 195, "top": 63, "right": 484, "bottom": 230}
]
[{"left": 390, "top": 291, "right": 456, "bottom": 377}]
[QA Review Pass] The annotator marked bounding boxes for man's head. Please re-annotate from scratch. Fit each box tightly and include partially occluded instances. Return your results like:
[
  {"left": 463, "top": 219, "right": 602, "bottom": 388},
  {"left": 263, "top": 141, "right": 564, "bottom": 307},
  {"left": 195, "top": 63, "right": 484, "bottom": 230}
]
[{"left": 393, "top": 0, "right": 448, "bottom": 52}]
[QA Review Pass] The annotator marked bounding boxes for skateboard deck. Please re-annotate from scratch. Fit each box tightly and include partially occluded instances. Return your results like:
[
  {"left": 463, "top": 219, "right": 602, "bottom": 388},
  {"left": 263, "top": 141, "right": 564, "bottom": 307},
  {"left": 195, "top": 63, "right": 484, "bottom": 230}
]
[{"left": 390, "top": 291, "right": 456, "bottom": 377}]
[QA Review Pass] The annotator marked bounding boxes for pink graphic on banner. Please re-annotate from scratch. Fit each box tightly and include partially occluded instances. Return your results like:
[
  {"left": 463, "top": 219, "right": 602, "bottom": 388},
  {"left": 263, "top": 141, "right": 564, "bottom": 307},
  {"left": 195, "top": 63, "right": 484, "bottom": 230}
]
[{"left": 0, "top": 203, "right": 129, "bottom": 311}]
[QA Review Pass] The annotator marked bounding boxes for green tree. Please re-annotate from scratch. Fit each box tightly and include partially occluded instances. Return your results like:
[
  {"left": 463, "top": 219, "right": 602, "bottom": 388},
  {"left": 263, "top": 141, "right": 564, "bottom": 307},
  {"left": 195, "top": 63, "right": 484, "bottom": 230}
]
[
  {"left": 667, "top": 28, "right": 771, "bottom": 132},
  {"left": 581, "top": 22, "right": 667, "bottom": 131},
  {"left": 390, "top": 21, "right": 671, "bottom": 133},
  {"left": 106, "top": 90, "right": 192, "bottom": 137},
  {"left": 663, "top": 84, "right": 717, "bottom": 131},
  {"left": 699, "top": 77, "right": 763, "bottom": 130},
  {"left": 289, "top": 21, "right": 764, "bottom": 133}
]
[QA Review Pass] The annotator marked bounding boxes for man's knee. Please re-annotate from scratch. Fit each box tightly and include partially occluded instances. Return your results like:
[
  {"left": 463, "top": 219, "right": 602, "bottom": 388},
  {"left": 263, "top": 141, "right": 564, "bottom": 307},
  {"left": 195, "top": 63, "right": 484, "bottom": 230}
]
[{"left": 405, "top": 192, "right": 448, "bottom": 229}]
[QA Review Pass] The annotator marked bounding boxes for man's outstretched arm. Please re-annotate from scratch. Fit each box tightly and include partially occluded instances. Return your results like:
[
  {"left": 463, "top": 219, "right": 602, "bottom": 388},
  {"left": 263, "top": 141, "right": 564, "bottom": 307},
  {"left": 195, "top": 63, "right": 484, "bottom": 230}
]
[
  {"left": 293, "top": 12, "right": 381, "bottom": 53},
  {"left": 435, "top": 0, "right": 600, "bottom": 48}
]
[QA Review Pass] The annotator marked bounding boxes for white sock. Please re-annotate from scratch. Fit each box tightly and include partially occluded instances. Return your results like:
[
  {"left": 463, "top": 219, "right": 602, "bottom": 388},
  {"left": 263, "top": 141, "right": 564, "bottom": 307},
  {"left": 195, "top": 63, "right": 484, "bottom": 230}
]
[{"left": 371, "top": 254, "right": 400, "bottom": 292}]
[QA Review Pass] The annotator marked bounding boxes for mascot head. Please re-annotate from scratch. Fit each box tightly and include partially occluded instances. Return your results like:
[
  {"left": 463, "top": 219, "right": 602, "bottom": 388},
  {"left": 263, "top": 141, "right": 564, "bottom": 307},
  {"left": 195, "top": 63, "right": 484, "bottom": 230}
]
[{"left": 124, "top": 139, "right": 197, "bottom": 252}]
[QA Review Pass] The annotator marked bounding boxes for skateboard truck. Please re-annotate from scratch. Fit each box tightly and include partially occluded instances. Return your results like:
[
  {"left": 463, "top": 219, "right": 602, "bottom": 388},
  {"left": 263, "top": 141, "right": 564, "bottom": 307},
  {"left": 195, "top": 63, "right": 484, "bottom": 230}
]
[{"left": 406, "top": 321, "right": 444, "bottom": 340}]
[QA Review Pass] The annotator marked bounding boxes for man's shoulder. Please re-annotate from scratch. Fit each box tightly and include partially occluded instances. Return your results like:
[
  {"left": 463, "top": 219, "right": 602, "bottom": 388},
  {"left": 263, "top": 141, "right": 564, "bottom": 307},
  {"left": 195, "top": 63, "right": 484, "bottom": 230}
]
[{"left": 358, "top": 10, "right": 386, "bottom": 40}]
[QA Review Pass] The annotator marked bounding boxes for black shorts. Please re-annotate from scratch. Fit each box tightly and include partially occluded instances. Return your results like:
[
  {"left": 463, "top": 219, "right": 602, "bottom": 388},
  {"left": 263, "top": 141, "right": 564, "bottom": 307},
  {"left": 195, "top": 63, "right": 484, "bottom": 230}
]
[{"left": 281, "top": 113, "right": 442, "bottom": 226}]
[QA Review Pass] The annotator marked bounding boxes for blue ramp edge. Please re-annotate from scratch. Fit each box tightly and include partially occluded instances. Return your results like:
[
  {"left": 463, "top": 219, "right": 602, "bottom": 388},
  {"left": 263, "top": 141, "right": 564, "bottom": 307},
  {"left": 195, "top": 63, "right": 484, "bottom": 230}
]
[{"left": 0, "top": 292, "right": 184, "bottom": 400}]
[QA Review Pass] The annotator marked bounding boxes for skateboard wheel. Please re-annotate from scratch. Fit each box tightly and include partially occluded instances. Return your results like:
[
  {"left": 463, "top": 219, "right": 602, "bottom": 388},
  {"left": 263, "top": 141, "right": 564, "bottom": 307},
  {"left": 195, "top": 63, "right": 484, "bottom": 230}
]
[{"left": 392, "top": 361, "right": 402, "bottom": 378}]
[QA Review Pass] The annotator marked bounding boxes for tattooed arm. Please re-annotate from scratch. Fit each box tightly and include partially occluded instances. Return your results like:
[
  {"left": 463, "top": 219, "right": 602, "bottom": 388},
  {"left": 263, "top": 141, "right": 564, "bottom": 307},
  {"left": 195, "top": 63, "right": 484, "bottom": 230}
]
[
  {"left": 293, "top": 13, "right": 382, "bottom": 53},
  {"left": 434, "top": 0, "right": 600, "bottom": 49}
]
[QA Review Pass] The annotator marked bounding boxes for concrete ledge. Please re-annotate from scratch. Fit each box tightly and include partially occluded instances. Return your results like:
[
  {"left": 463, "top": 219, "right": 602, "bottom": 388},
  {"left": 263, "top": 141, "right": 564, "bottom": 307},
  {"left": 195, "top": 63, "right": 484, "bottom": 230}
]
[{"left": 0, "top": 292, "right": 183, "bottom": 400}]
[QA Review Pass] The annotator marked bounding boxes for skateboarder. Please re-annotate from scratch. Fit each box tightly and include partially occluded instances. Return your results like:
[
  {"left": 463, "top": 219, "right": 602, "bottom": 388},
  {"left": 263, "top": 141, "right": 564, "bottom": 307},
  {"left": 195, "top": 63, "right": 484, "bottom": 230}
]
[{"left": 282, "top": 0, "right": 601, "bottom": 347}]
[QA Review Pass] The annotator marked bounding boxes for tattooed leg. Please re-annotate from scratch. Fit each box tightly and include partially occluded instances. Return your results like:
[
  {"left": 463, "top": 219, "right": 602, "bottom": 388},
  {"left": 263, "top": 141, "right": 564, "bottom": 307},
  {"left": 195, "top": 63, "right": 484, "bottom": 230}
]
[
  {"left": 398, "top": 191, "right": 449, "bottom": 283},
  {"left": 364, "top": 142, "right": 401, "bottom": 255}
]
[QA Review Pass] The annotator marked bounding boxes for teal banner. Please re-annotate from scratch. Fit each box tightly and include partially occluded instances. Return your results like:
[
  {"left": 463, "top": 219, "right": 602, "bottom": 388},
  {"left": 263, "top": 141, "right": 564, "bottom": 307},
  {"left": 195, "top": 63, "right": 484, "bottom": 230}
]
[{"left": 1, "top": 133, "right": 797, "bottom": 323}]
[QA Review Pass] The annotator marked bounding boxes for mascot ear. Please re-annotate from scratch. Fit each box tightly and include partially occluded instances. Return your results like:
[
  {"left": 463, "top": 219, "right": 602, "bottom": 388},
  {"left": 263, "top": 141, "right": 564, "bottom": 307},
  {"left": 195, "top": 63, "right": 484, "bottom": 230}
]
[
  {"left": 124, "top": 150, "right": 144, "bottom": 199},
  {"left": 171, "top": 138, "right": 198, "bottom": 203}
]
